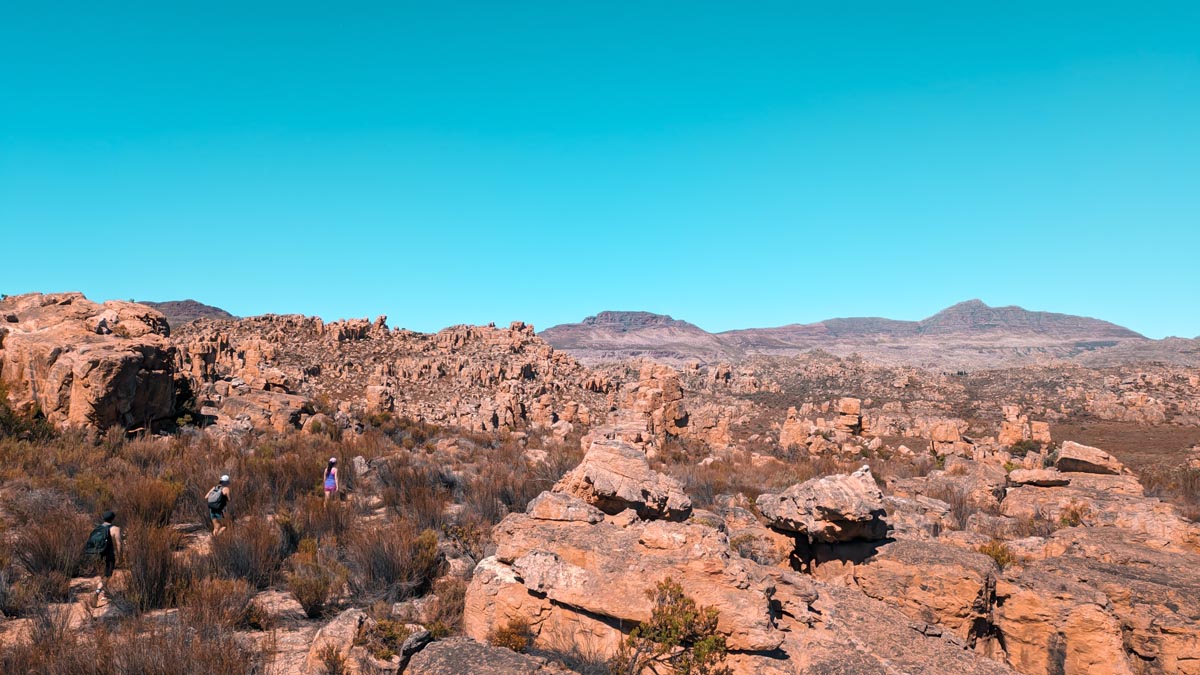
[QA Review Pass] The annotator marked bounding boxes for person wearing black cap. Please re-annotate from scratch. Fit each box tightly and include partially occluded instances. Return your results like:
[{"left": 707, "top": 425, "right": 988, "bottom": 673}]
[{"left": 83, "top": 510, "right": 122, "bottom": 597}]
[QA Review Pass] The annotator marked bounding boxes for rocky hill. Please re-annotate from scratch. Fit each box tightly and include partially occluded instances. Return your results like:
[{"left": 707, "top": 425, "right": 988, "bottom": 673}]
[
  {"left": 541, "top": 300, "right": 1190, "bottom": 369},
  {"left": 140, "top": 299, "right": 235, "bottom": 325},
  {"left": 3, "top": 291, "right": 1200, "bottom": 675}
]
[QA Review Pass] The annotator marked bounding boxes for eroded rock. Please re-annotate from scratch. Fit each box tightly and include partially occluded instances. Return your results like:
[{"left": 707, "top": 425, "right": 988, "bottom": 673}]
[{"left": 756, "top": 466, "right": 887, "bottom": 542}]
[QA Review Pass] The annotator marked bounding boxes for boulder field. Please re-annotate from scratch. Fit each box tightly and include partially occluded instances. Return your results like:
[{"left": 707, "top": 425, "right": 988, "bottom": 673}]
[{"left": 463, "top": 437, "right": 1200, "bottom": 675}]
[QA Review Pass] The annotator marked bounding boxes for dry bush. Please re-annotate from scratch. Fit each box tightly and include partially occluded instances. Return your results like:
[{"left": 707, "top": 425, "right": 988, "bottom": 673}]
[
  {"left": 0, "top": 538, "right": 41, "bottom": 617},
  {"left": 666, "top": 452, "right": 847, "bottom": 509},
  {"left": 121, "top": 524, "right": 185, "bottom": 611},
  {"left": 0, "top": 604, "right": 88, "bottom": 672},
  {"left": 1059, "top": 501, "right": 1092, "bottom": 527},
  {"left": 1008, "top": 439, "right": 1042, "bottom": 458},
  {"left": 923, "top": 484, "right": 973, "bottom": 530},
  {"left": 865, "top": 454, "right": 936, "bottom": 482},
  {"left": 115, "top": 624, "right": 260, "bottom": 674},
  {"left": 317, "top": 642, "right": 350, "bottom": 675},
  {"left": 978, "top": 540, "right": 1017, "bottom": 569},
  {"left": 490, "top": 616, "right": 531, "bottom": 653},
  {"left": 287, "top": 538, "right": 348, "bottom": 618},
  {"left": 354, "top": 618, "right": 413, "bottom": 660},
  {"left": 444, "top": 512, "right": 493, "bottom": 562},
  {"left": 944, "top": 462, "right": 971, "bottom": 477},
  {"left": 1010, "top": 506, "right": 1060, "bottom": 538},
  {"left": 179, "top": 577, "right": 257, "bottom": 636},
  {"left": 118, "top": 476, "right": 183, "bottom": 527},
  {"left": 210, "top": 517, "right": 288, "bottom": 589},
  {"left": 377, "top": 460, "right": 452, "bottom": 531},
  {"left": 279, "top": 497, "right": 355, "bottom": 550},
  {"left": 426, "top": 576, "right": 468, "bottom": 632},
  {"left": 235, "top": 443, "right": 325, "bottom": 516},
  {"left": 463, "top": 463, "right": 543, "bottom": 525},
  {"left": 14, "top": 506, "right": 90, "bottom": 601},
  {"left": 346, "top": 521, "right": 442, "bottom": 602},
  {"left": 1141, "top": 464, "right": 1200, "bottom": 522}
]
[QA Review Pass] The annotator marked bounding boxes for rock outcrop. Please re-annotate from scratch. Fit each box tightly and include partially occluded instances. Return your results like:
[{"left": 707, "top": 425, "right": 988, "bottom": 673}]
[
  {"left": 756, "top": 466, "right": 887, "bottom": 542},
  {"left": 1055, "top": 440, "right": 1125, "bottom": 475},
  {"left": 555, "top": 439, "right": 692, "bottom": 520},
  {"left": 466, "top": 459, "right": 1019, "bottom": 675},
  {"left": 405, "top": 637, "right": 574, "bottom": 674},
  {"left": 0, "top": 292, "right": 176, "bottom": 430}
]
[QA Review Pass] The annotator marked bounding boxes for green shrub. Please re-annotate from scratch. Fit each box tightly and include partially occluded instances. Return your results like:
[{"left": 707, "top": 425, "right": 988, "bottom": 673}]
[
  {"left": 1008, "top": 439, "right": 1042, "bottom": 457},
  {"left": 610, "top": 577, "right": 731, "bottom": 675}
]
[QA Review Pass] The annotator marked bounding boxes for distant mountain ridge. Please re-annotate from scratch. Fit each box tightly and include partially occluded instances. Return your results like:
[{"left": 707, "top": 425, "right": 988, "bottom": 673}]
[
  {"left": 140, "top": 299, "right": 235, "bottom": 326},
  {"left": 539, "top": 300, "right": 1182, "bottom": 369}
]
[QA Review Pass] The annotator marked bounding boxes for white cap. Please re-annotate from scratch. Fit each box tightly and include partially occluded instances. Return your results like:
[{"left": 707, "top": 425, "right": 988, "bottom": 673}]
[{"left": 220, "top": 474, "right": 230, "bottom": 484}]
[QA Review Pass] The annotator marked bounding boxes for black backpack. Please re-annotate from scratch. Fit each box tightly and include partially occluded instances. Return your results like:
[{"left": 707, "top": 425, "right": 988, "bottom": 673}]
[{"left": 84, "top": 523, "right": 112, "bottom": 555}]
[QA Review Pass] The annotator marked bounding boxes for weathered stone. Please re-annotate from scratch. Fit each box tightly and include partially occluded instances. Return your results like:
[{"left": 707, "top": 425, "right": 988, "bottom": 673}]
[
  {"left": 1056, "top": 440, "right": 1124, "bottom": 475},
  {"left": 756, "top": 466, "right": 887, "bottom": 542},
  {"left": 0, "top": 293, "right": 176, "bottom": 430},
  {"left": 851, "top": 539, "right": 998, "bottom": 644},
  {"left": 1007, "top": 468, "right": 1070, "bottom": 487},
  {"left": 303, "top": 608, "right": 365, "bottom": 674},
  {"left": 553, "top": 439, "right": 691, "bottom": 520},
  {"left": 404, "top": 637, "right": 572, "bottom": 674},
  {"left": 525, "top": 492, "right": 605, "bottom": 523}
]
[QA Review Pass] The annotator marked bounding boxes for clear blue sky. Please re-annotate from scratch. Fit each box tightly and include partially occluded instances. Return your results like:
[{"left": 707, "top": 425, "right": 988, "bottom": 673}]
[{"left": 2, "top": 2, "right": 1197, "bottom": 338}]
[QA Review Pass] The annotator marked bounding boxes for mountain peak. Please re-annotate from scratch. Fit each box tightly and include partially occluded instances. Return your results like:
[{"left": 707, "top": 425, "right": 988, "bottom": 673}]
[
  {"left": 918, "top": 300, "right": 1142, "bottom": 338},
  {"left": 580, "top": 311, "right": 691, "bottom": 330}
]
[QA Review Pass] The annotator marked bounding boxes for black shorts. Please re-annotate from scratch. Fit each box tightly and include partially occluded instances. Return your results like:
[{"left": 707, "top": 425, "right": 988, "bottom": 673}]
[
  {"left": 210, "top": 507, "right": 225, "bottom": 521},
  {"left": 90, "top": 550, "right": 115, "bottom": 578}
]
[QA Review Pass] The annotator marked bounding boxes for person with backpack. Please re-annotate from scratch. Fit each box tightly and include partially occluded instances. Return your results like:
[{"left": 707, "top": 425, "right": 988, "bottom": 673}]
[
  {"left": 84, "top": 510, "right": 122, "bottom": 596},
  {"left": 322, "top": 457, "right": 339, "bottom": 507},
  {"left": 207, "top": 475, "right": 231, "bottom": 536}
]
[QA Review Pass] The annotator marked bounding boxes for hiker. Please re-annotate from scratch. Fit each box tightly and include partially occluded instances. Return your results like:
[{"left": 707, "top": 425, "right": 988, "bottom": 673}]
[
  {"left": 207, "top": 475, "right": 231, "bottom": 536},
  {"left": 84, "top": 510, "right": 122, "bottom": 596},
  {"left": 323, "top": 457, "right": 339, "bottom": 507}
]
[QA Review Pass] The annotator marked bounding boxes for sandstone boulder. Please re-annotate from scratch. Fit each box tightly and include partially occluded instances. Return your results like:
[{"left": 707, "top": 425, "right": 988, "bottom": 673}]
[
  {"left": 466, "top": 506, "right": 782, "bottom": 654},
  {"left": 850, "top": 539, "right": 998, "bottom": 645},
  {"left": 405, "top": 637, "right": 574, "bottom": 674},
  {"left": 1056, "top": 440, "right": 1124, "bottom": 475},
  {"left": 303, "top": 608, "right": 365, "bottom": 674},
  {"left": 756, "top": 466, "right": 887, "bottom": 542},
  {"left": 0, "top": 292, "right": 176, "bottom": 430},
  {"left": 778, "top": 406, "right": 809, "bottom": 450},
  {"left": 1007, "top": 468, "right": 1070, "bottom": 487},
  {"left": 554, "top": 439, "right": 691, "bottom": 520},
  {"left": 1000, "top": 472, "right": 1200, "bottom": 552},
  {"left": 525, "top": 492, "right": 605, "bottom": 523}
]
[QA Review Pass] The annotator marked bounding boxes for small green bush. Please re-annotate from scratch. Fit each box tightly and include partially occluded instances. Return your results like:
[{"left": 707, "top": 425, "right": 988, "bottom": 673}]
[{"left": 610, "top": 577, "right": 731, "bottom": 675}]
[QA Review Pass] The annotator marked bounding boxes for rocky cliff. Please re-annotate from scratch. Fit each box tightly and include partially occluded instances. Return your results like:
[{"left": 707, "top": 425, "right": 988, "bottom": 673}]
[{"left": 0, "top": 292, "right": 176, "bottom": 430}]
